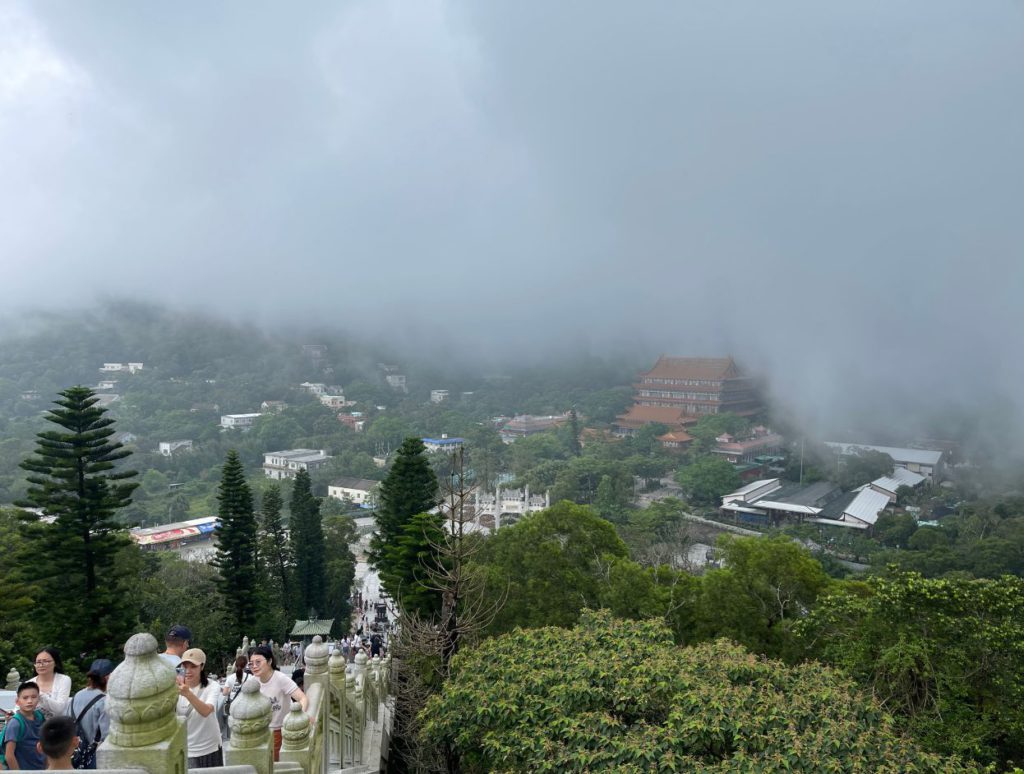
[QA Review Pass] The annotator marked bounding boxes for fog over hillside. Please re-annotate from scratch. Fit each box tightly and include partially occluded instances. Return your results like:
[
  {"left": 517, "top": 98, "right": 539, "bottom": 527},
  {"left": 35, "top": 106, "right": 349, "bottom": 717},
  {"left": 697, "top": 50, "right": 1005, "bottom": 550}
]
[{"left": 2, "top": 1, "right": 1023, "bottom": 448}]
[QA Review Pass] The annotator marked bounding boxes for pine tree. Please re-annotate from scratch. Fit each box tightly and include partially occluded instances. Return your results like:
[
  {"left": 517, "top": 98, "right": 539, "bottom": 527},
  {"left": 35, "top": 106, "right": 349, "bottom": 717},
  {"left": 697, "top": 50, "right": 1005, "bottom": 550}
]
[
  {"left": 18, "top": 386, "right": 139, "bottom": 658},
  {"left": 212, "top": 450, "right": 260, "bottom": 635},
  {"left": 289, "top": 469, "right": 326, "bottom": 617},
  {"left": 568, "top": 406, "right": 583, "bottom": 457},
  {"left": 258, "top": 484, "right": 293, "bottom": 616},
  {"left": 369, "top": 437, "right": 438, "bottom": 599}
]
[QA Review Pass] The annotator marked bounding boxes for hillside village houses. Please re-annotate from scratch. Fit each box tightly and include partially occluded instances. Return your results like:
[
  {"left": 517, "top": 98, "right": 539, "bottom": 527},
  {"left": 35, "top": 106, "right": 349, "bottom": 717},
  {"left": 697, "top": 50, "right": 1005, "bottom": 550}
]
[
  {"left": 220, "top": 412, "right": 262, "bottom": 429},
  {"left": 338, "top": 413, "right": 366, "bottom": 432},
  {"left": 320, "top": 394, "right": 353, "bottom": 409},
  {"left": 260, "top": 399, "right": 288, "bottom": 413},
  {"left": 100, "top": 362, "right": 144, "bottom": 373},
  {"left": 158, "top": 439, "right": 193, "bottom": 456},
  {"left": 262, "top": 448, "right": 332, "bottom": 479},
  {"left": 94, "top": 394, "right": 121, "bottom": 409},
  {"left": 97, "top": 378, "right": 118, "bottom": 390},
  {"left": 430, "top": 389, "right": 449, "bottom": 403},
  {"left": 385, "top": 373, "right": 407, "bottom": 391},
  {"left": 299, "top": 381, "right": 328, "bottom": 395},
  {"left": 327, "top": 477, "right": 380, "bottom": 507}
]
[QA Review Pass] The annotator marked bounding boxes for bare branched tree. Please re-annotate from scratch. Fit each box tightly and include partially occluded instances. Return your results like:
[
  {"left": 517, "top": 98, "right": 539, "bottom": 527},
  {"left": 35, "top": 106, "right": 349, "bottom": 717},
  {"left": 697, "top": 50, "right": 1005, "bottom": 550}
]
[{"left": 387, "top": 448, "right": 507, "bottom": 774}]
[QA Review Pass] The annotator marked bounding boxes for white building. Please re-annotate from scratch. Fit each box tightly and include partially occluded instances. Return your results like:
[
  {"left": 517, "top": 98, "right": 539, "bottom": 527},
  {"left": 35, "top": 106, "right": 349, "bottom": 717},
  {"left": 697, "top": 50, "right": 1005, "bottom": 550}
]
[
  {"left": 319, "top": 394, "right": 350, "bottom": 409},
  {"left": 824, "top": 442, "right": 945, "bottom": 482},
  {"left": 430, "top": 390, "right": 449, "bottom": 403},
  {"left": 159, "top": 440, "right": 194, "bottom": 456},
  {"left": 95, "top": 394, "right": 121, "bottom": 409},
  {"left": 300, "top": 382, "right": 328, "bottom": 396},
  {"left": 99, "top": 362, "right": 144, "bottom": 374},
  {"left": 385, "top": 374, "right": 407, "bottom": 391},
  {"left": 97, "top": 379, "right": 118, "bottom": 390},
  {"left": 262, "top": 449, "right": 332, "bottom": 479},
  {"left": 220, "top": 413, "right": 262, "bottom": 430},
  {"left": 327, "top": 477, "right": 380, "bottom": 507}
]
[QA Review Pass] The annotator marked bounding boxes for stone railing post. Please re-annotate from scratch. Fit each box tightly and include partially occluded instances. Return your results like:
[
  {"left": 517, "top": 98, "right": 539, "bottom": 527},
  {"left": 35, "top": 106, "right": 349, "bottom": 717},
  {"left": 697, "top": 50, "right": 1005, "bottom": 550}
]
[
  {"left": 97, "top": 632, "right": 186, "bottom": 774},
  {"left": 279, "top": 701, "right": 312, "bottom": 771},
  {"left": 344, "top": 671, "right": 358, "bottom": 764},
  {"left": 5, "top": 668, "right": 20, "bottom": 691},
  {"left": 224, "top": 676, "right": 273, "bottom": 774}
]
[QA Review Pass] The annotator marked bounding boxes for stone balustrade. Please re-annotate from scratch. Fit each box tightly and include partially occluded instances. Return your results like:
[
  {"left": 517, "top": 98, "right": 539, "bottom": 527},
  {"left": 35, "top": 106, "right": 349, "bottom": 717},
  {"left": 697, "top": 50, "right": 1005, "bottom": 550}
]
[{"left": 3, "top": 633, "right": 392, "bottom": 773}]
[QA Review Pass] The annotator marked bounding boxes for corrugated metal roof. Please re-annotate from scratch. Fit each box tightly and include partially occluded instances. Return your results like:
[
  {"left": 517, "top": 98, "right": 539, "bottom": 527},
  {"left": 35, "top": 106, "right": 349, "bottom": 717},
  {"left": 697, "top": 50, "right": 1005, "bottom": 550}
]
[
  {"left": 843, "top": 488, "right": 891, "bottom": 526},
  {"left": 824, "top": 442, "right": 942, "bottom": 467},
  {"left": 890, "top": 467, "right": 926, "bottom": 487},
  {"left": 290, "top": 619, "right": 335, "bottom": 636}
]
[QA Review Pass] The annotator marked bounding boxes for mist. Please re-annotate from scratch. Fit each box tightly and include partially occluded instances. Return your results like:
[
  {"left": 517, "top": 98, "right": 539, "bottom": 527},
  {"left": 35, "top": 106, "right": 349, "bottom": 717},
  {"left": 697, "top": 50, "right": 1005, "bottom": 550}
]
[{"left": 2, "top": 0, "right": 1023, "bottom": 447}]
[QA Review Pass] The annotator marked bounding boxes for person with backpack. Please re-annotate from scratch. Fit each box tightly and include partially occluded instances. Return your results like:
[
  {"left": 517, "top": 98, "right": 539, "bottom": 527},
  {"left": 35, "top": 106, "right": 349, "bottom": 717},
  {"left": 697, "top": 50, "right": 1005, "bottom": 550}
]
[
  {"left": 2, "top": 682, "right": 46, "bottom": 770},
  {"left": 64, "top": 659, "right": 115, "bottom": 770},
  {"left": 219, "top": 656, "right": 249, "bottom": 739}
]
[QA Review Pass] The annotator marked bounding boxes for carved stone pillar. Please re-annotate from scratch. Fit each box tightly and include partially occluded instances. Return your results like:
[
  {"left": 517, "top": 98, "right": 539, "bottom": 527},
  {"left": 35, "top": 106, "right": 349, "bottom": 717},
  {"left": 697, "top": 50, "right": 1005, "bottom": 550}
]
[
  {"left": 224, "top": 675, "right": 273, "bottom": 774},
  {"left": 97, "top": 632, "right": 186, "bottom": 774}
]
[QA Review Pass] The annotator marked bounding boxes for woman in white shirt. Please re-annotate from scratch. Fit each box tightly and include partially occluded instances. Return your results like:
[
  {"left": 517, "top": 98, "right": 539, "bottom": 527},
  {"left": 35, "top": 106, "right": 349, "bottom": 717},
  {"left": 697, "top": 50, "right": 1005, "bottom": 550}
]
[
  {"left": 249, "top": 645, "right": 307, "bottom": 761},
  {"left": 175, "top": 648, "right": 222, "bottom": 768},
  {"left": 31, "top": 647, "right": 72, "bottom": 718}
]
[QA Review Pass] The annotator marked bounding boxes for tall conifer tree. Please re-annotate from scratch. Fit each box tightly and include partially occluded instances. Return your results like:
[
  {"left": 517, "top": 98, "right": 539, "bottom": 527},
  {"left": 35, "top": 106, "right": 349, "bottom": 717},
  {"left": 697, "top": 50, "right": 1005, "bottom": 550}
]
[
  {"left": 289, "top": 469, "right": 326, "bottom": 617},
  {"left": 258, "top": 483, "right": 293, "bottom": 616},
  {"left": 213, "top": 450, "right": 259, "bottom": 635},
  {"left": 18, "top": 386, "right": 139, "bottom": 658},
  {"left": 369, "top": 437, "right": 438, "bottom": 601}
]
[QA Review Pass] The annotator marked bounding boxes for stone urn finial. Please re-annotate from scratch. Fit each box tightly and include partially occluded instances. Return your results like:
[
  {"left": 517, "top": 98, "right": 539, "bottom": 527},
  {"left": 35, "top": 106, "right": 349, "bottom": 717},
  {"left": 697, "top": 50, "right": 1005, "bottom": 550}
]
[
  {"left": 328, "top": 650, "right": 346, "bottom": 685},
  {"left": 304, "top": 635, "right": 329, "bottom": 675},
  {"left": 228, "top": 677, "right": 271, "bottom": 748},
  {"left": 5, "top": 668, "right": 20, "bottom": 691},
  {"left": 241, "top": 635, "right": 250, "bottom": 654},
  {"left": 281, "top": 702, "right": 310, "bottom": 751},
  {"left": 105, "top": 633, "right": 178, "bottom": 748}
]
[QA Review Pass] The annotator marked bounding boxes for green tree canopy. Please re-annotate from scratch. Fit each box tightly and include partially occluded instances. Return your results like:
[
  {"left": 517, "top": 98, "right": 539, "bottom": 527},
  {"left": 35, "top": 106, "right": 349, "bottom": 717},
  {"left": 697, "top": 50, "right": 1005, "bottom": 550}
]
[
  {"left": 421, "top": 610, "right": 974, "bottom": 773},
  {"left": 696, "top": 534, "right": 831, "bottom": 658},
  {"left": 675, "top": 456, "right": 741, "bottom": 505},
  {"left": 18, "top": 386, "right": 140, "bottom": 658},
  {"left": 473, "top": 501, "right": 630, "bottom": 634},
  {"left": 797, "top": 572, "right": 1024, "bottom": 769}
]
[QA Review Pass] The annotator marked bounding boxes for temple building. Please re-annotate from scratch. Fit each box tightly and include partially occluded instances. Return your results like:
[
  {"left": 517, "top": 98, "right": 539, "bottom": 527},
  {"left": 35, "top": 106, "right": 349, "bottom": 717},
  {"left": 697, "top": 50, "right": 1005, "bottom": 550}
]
[{"left": 616, "top": 356, "right": 761, "bottom": 435}]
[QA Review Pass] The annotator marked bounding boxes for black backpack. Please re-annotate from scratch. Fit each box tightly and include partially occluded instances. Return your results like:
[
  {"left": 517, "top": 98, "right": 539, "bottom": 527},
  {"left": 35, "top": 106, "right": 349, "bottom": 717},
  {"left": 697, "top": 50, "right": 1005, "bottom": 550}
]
[{"left": 70, "top": 694, "right": 104, "bottom": 770}]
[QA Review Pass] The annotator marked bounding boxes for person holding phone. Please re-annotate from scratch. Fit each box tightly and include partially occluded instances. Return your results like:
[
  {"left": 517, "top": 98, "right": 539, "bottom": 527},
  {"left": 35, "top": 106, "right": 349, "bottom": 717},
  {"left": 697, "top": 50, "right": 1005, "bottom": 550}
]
[{"left": 174, "top": 649, "right": 222, "bottom": 768}]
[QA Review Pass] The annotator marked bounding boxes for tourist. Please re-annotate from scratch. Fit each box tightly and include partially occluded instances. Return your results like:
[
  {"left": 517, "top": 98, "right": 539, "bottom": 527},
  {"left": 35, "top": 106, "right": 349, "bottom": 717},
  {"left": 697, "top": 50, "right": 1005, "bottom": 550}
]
[
  {"left": 36, "top": 716, "right": 77, "bottom": 770},
  {"left": 65, "top": 658, "right": 115, "bottom": 768},
  {"left": 175, "top": 648, "right": 222, "bottom": 768},
  {"left": 249, "top": 645, "right": 307, "bottom": 762},
  {"left": 2, "top": 682, "right": 46, "bottom": 770},
  {"left": 159, "top": 624, "right": 192, "bottom": 668},
  {"left": 30, "top": 648, "right": 70, "bottom": 719},
  {"left": 219, "top": 655, "right": 249, "bottom": 740}
]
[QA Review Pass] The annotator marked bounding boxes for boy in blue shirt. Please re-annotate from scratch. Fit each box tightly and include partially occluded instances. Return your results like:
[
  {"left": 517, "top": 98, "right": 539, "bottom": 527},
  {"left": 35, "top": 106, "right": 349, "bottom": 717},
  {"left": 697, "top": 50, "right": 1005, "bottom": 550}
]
[{"left": 2, "top": 682, "right": 46, "bottom": 770}]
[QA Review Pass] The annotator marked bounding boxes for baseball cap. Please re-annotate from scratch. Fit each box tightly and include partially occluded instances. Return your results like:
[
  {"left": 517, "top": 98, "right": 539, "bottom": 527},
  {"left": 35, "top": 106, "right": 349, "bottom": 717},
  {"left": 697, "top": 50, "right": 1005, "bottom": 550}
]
[
  {"left": 87, "top": 659, "right": 115, "bottom": 677},
  {"left": 180, "top": 648, "right": 206, "bottom": 667},
  {"left": 166, "top": 624, "right": 193, "bottom": 642}
]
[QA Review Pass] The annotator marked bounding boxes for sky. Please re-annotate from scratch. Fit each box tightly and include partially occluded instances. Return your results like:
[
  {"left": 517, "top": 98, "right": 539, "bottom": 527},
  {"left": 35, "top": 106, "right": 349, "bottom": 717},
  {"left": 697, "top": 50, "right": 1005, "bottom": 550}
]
[{"left": 2, "top": 1, "right": 1023, "bottom": 443}]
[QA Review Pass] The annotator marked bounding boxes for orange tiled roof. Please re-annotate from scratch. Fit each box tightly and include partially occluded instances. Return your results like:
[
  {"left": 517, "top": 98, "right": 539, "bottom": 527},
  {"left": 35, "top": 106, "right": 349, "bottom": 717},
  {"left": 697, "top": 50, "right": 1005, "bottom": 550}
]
[
  {"left": 616, "top": 405, "right": 688, "bottom": 426},
  {"left": 657, "top": 429, "right": 694, "bottom": 443},
  {"left": 641, "top": 356, "right": 740, "bottom": 381}
]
